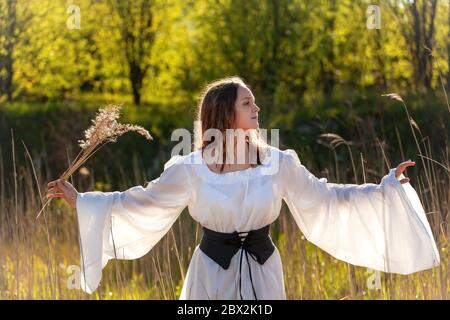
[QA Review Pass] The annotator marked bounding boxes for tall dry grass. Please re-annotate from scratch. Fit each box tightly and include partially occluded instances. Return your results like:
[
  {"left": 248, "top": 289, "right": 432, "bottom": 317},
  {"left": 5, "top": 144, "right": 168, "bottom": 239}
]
[
  {"left": 37, "top": 104, "right": 152, "bottom": 219},
  {"left": 0, "top": 98, "right": 448, "bottom": 300}
]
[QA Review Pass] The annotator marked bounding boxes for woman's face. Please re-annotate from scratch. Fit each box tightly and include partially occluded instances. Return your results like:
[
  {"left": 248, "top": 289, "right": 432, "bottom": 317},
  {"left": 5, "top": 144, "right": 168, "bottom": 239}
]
[{"left": 233, "top": 85, "right": 260, "bottom": 130}]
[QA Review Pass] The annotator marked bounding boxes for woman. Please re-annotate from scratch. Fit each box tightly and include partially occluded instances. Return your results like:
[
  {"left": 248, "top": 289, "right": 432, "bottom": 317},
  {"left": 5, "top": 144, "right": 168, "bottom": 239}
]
[{"left": 47, "top": 76, "right": 440, "bottom": 299}]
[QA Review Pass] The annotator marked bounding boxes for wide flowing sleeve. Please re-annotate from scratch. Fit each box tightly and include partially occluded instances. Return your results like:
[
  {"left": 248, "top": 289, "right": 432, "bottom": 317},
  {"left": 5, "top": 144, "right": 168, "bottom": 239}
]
[
  {"left": 280, "top": 149, "right": 440, "bottom": 274},
  {"left": 75, "top": 154, "right": 191, "bottom": 293}
]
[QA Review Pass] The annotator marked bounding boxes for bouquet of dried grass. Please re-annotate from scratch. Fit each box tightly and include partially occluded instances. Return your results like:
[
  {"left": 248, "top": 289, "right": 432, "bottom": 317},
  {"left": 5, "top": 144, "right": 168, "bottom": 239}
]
[{"left": 36, "top": 104, "right": 152, "bottom": 219}]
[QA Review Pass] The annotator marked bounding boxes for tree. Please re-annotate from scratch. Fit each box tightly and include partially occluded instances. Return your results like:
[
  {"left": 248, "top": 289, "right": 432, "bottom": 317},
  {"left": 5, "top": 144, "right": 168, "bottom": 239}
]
[
  {"left": 391, "top": 0, "right": 439, "bottom": 91},
  {"left": 0, "top": 0, "right": 34, "bottom": 102},
  {"left": 194, "top": 0, "right": 313, "bottom": 118},
  {"left": 447, "top": 0, "right": 450, "bottom": 90},
  {"left": 0, "top": 0, "right": 17, "bottom": 102},
  {"left": 108, "top": 0, "right": 157, "bottom": 105},
  {"left": 319, "top": 0, "right": 337, "bottom": 97}
]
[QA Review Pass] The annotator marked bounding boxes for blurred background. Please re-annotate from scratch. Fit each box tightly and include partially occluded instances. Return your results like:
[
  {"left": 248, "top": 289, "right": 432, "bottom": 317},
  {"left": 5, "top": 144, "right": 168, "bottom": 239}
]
[{"left": 0, "top": 0, "right": 449, "bottom": 299}]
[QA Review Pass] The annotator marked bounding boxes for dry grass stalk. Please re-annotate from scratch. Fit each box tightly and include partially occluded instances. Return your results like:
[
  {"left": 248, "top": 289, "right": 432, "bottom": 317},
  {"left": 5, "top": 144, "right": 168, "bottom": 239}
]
[
  {"left": 36, "top": 104, "right": 152, "bottom": 219},
  {"left": 381, "top": 93, "right": 404, "bottom": 103}
]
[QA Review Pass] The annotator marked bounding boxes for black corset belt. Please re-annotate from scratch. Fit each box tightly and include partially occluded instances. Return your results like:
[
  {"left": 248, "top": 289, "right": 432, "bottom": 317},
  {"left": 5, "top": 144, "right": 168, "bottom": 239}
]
[{"left": 199, "top": 224, "right": 275, "bottom": 300}]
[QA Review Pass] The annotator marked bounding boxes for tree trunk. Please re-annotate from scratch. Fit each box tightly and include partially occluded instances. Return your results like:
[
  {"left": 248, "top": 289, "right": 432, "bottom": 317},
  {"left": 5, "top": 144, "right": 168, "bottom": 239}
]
[
  {"left": 423, "top": 0, "right": 438, "bottom": 90},
  {"left": 321, "top": 0, "right": 336, "bottom": 97},
  {"left": 447, "top": 0, "right": 450, "bottom": 90},
  {"left": 411, "top": 1, "right": 423, "bottom": 91},
  {"left": 110, "top": 0, "right": 155, "bottom": 106},
  {"left": 410, "top": 0, "right": 437, "bottom": 92},
  {"left": 130, "top": 63, "right": 143, "bottom": 106},
  {"left": 375, "top": 29, "right": 388, "bottom": 90},
  {"left": 1, "top": 0, "right": 17, "bottom": 102},
  {"left": 264, "top": 0, "right": 283, "bottom": 119}
]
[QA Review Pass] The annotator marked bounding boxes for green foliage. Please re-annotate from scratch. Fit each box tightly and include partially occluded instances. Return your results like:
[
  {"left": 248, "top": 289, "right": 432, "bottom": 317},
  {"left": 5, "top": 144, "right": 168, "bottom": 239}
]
[{"left": 0, "top": 0, "right": 448, "bottom": 105}]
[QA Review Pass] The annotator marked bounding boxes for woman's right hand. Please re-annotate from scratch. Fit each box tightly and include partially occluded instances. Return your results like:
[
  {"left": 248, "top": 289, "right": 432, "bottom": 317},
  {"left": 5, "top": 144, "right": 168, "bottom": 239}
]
[{"left": 46, "top": 179, "right": 78, "bottom": 209}]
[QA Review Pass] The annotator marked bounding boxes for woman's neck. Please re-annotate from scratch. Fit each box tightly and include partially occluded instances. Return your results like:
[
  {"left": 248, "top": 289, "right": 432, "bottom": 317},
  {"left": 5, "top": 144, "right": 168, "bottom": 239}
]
[{"left": 203, "top": 139, "right": 255, "bottom": 169}]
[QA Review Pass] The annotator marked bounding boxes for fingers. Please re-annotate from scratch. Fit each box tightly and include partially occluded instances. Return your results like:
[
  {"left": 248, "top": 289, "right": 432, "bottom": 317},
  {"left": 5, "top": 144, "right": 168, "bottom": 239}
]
[
  {"left": 395, "top": 159, "right": 416, "bottom": 182},
  {"left": 47, "top": 193, "right": 64, "bottom": 198},
  {"left": 399, "top": 159, "right": 416, "bottom": 168},
  {"left": 47, "top": 179, "right": 68, "bottom": 191},
  {"left": 47, "top": 179, "right": 62, "bottom": 186},
  {"left": 47, "top": 181, "right": 59, "bottom": 194},
  {"left": 399, "top": 178, "right": 410, "bottom": 184},
  {"left": 47, "top": 180, "right": 64, "bottom": 200},
  {"left": 402, "top": 160, "right": 416, "bottom": 167},
  {"left": 47, "top": 179, "right": 66, "bottom": 186},
  {"left": 46, "top": 179, "right": 77, "bottom": 205},
  {"left": 396, "top": 159, "right": 415, "bottom": 175}
]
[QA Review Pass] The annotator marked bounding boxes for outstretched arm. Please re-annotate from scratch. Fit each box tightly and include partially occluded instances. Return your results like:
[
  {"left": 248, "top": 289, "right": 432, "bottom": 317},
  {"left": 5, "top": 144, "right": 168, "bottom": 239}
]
[
  {"left": 279, "top": 149, "right": 440, "bottom": 275},
  {"left": 65, "top": 155, "right": 191, "bottom": 293}
]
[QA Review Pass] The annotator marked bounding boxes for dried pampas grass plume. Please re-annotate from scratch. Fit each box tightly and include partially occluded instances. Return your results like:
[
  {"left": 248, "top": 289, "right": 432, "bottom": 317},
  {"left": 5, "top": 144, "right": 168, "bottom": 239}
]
[
  {"left": 77, "top": 104, "right": 152, "bottom": 149},
  {"left": 36, "top": 104, "right": 152, "bottom": 219},
  {"left": 381, "top": 93, "right": 404, "bottom": 103}
]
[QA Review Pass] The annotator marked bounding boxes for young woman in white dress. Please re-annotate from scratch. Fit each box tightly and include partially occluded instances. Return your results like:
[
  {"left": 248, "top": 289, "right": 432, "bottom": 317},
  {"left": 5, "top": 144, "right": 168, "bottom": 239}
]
[{"left": 47, "top": 77, "right": 440, "bottom": 300}]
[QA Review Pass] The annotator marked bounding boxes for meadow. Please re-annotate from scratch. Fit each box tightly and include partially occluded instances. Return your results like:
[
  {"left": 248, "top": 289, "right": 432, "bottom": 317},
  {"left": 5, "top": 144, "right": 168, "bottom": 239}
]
[{"left": 0, "top": 92, "right": 448, "bottom": 300}]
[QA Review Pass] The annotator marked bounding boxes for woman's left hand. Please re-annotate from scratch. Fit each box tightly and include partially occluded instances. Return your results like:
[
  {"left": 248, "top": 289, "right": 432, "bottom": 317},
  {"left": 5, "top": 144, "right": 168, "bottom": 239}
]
[{"left": 395, "top": 159, "right": 415, "bottom": 184}]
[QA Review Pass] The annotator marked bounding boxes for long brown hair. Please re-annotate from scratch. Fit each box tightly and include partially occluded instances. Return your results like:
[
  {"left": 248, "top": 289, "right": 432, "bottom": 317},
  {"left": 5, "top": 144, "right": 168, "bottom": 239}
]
[{"left": 194, "top": 76, "right": 269, "bottom": 173}]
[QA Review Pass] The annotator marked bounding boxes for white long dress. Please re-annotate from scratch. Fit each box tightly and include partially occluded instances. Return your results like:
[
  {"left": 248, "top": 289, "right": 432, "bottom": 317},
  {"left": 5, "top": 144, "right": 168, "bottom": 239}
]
[{"left": 75, "top": 146, "right": 440, "bottom": 299}]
